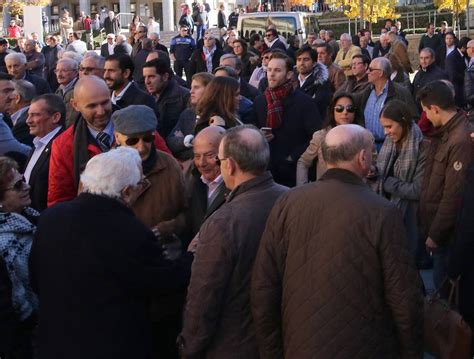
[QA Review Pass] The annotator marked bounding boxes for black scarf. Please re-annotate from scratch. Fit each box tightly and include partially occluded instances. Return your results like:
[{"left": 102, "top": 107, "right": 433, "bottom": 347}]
[
  {"left": 73, "top": 116, "right": 100, "bottom": 187},
  {"left": 142, "top": 145, "right": 158, "bottom": 175}
]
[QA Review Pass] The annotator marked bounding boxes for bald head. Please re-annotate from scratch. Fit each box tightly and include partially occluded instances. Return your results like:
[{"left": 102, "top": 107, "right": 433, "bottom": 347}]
[
  {"left": 322, "top": 124, "right": 374, "bottom": 177},
  {"left": 74, "top": 76, "right": 109, "bottom": 99},
  {"left": 195, "top": 126, "right": 226, "bottom": 149},
  {"left": 72, "top": 76, "right": 112, "bottom": 130},
  {"left": 221, "top": 125, "right": 269, "bottom": 175},
  {"left": 193, "top": 126, "right": 225, "bottom": 181}
]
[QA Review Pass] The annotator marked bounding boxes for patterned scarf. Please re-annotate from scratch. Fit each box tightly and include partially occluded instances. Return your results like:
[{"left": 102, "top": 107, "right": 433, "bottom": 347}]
[
  {"left": 376, "top": 123, "right": 424, "bottom": 208},
  {"left": 0, "top": 207, "right": 39, "bottom": 320},
  {"left": 202, "top": 45, "right": 216, "bottom": 73},
  {"left": 264, "top": 80, "right": 293, "bottom": 129}
]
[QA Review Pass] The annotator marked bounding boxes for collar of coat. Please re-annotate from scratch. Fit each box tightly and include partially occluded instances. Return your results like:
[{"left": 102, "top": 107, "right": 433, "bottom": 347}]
[
  {"left": 226, "top": 171, "right": 274, "bottom": 202},
  {"left": 431, "top": 111, "right": 467, "bottom": 141},
  {"left": 131, "top": 150, "right": 173, "bottom": 199},
  {"left": 305, "top": 61, "right": 329, "bottom": 87},
  {"left": 319, "top": 168, "right": 367, "bottom": 187}
]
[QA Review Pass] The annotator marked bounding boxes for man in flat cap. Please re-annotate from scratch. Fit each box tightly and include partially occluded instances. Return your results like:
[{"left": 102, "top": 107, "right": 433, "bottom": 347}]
[{"left": 113, "top": 104, "right": 189, "bottom": 359}]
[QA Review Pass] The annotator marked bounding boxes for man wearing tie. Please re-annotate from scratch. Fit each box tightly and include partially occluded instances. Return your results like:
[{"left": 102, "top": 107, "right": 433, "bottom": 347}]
[
  {"left": 23, "top": 94, "right": 65, "bottom": 211},
  {"left": 48, "top": 76, "right": 114, "bottom": 207}
]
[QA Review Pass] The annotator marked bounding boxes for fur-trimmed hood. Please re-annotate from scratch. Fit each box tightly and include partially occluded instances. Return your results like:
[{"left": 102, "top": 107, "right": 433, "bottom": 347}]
[{"left": 310, "top": 61, "right": 329, "bottom": 86}]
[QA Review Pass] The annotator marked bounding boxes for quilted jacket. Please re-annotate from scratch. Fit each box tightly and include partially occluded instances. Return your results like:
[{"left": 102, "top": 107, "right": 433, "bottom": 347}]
[
  {"left": 419, "top": 111, "right": 474, "bottom": 245},
  {"left": 251, "top": 168, "right": 424, "bottom": 359},
  {"left": 179, "top": 172, "right": 287, "bottom": 358}
]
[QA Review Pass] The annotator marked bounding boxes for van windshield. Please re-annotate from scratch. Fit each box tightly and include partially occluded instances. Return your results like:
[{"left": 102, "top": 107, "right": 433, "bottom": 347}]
[{"left": 240, "top": 17, "right": 297, "bottom": 41}]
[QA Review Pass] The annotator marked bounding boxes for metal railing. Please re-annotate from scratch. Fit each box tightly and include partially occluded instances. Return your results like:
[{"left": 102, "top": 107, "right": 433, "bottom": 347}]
[{"left": 317, "top": 9, "right": 461, "bottom": 35}]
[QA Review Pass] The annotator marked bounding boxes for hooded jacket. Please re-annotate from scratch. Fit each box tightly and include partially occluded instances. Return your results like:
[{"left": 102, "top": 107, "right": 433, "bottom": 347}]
[{"left": 298, "top": 61, "right": 332, "bottom": 118}]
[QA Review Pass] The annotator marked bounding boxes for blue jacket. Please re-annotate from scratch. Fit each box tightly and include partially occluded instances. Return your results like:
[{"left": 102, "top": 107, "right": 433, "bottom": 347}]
[
  {"left": 170, "top": 35, "right": 196, "bottom": 61},
  {"left": 0, "top": 114, "right": 31, "bottom": 157}
]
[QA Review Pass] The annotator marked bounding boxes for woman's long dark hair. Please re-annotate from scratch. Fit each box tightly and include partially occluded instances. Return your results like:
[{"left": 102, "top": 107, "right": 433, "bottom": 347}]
[
  {"left": 196, "top": 77, "right": 240, "bottom": 129},
  {"left": 380, "top": 99, "right": 413, "bottom": 140},
  {"left": 324, "top": 92, "right": 362, "bottom": 128}
]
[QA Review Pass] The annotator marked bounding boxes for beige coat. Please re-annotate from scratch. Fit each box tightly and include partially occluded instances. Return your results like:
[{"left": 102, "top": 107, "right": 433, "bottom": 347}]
[
  {"left": 296, "top": 128, "right": 330, "bottom": 185},
  {"left": 335, "top": 45, "right": 362, "bottom": 76}
]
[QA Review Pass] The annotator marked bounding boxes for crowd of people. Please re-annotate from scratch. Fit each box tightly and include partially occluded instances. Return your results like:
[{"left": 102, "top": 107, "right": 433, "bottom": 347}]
[{"left": 0, "top": 10, "right": 473, "bottom": 359}]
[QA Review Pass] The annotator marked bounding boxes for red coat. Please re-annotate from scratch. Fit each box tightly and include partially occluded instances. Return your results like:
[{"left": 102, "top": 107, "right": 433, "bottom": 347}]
[
  {"left": 47, "top": 125, "right": 172, "bottom": 207},
  {"left": 7, "top": 25, "right": 21, "bottom": 38}
]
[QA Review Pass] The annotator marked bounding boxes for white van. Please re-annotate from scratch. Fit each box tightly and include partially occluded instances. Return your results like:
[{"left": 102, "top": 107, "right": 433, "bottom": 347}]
[{"left": 237, "top": 12, "right": 320, "bottom": 43}]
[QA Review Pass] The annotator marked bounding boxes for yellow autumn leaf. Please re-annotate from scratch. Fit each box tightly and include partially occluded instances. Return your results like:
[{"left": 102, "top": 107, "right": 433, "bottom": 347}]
[{"left": 326, "top": 0, "right": 398, "bottom": 23}]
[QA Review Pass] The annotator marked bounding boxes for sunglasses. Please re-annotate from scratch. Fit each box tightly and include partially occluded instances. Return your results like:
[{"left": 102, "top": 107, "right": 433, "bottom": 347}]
[
  {"left": 125, "top": 134, "right": 154, "bottom": 146},
  {"left": 6, "top": 177, "right": 27, "bottom": 192},
  {"left": 334, "top": 104, "right": 355, "bottom": 113}
]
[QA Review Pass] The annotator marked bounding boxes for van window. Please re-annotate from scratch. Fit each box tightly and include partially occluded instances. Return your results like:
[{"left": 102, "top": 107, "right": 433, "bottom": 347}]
[
  {"left": 240, "top": 17, "right": 297, "bottom": 41},
  {"left": 303, "top": 15, "right": 319, "bottom": 36}
]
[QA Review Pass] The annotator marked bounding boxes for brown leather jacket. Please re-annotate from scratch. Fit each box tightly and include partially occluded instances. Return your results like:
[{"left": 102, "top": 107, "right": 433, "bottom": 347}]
[
  {"left": 419, "top": 111, "right": 474, "bottom": 245},
  {"left": 252, "top": 169, "right": 424, "bottom": 359},
  {"left": 179, "top": 172, "right": 287, "bottom": 359},
  {"left": 132, "top": 149, "right": 187, "bottom": 235}
]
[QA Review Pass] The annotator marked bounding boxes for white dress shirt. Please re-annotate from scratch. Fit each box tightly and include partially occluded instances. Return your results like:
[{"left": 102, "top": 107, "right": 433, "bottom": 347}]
[
  {"left": 201, "top": 174, "right": 223, "bottom": 201},
  {"left": 24, "top": 126, "right": 62, "bottom": 183},
  {"left": 111, "top": 81, "right": 133, "bottom": 105},
  {"left": 10, "top": 106, "right": 29, "bottom": 126}
]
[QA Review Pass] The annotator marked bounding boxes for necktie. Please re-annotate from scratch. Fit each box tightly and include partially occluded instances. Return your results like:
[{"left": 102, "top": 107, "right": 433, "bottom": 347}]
[{"left": 96, "top": 131, "right": 111, "bottom": 151}]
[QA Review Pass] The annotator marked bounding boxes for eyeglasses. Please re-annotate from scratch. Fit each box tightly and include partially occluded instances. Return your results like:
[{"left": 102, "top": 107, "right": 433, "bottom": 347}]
[
  {"left": 265, "top": 34, "right": 273, "bottom": 38},
  {"left": 125, "top": 134, "right": 155, "bottom": 146},
  {"left": 54, "top": 68, "right": 76, "bottom": 74},
  {"left": 215, "top": 156, "right": 228, "bottom": 166},
  {"left": 334, "top": 104, "right": 355, "bottom": 113},
  {"left": 262, "top": 55, "right": 271, "bottom": 60},
  {"left": 5, "top": 177, "right": 27, "bottom": 192},
  {"left": 367, "top": 67, "right": 382, "bottom": 73},
  {"left": 79, "top": 66, "right": 99, "bottom": 72}
]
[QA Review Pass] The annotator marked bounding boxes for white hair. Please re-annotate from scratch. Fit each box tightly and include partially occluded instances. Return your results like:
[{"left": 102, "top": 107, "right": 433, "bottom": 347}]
[
  {"left": 61, "top": 51, "right": 83, "bottom": 64},
  {"left": 5, "top": 52, "right": 27, "bottom": 64},
  {"left": 81, "top": 147, "right": 142, "bottom": 199},
  {"left": 340, "top": 33, "right": 352, "bottom": 42}
]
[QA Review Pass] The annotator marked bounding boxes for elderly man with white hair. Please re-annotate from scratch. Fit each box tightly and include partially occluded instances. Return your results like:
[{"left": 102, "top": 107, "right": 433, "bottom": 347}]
[
  {"left": 356, "top": 57, "right": 418, "bottom": 150},
  {"left": 252, "top": 124, "right": 424, "bottom": 358},
  {"left": 5, "top": 52, "right": 51, "bottom": 95},
  {"left": 30, "top": 147, "right": 193, "bottom": 359},
  {"left": 334, "top": 33, "right": 361, "bottom": 76},
  {"left": 114, "top": 34, "right": 133, "bottom": 56}
]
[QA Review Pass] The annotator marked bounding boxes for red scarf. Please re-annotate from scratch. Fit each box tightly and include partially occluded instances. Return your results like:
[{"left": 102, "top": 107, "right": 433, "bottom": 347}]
[{"left": 264, "top": 80, "right": 293, "bottom": 129}]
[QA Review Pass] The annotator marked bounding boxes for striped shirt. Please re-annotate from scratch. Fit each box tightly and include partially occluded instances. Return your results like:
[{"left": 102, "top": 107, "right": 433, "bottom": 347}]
[{"left": 364, "top": 81, "right": 389, "bottom": 142}]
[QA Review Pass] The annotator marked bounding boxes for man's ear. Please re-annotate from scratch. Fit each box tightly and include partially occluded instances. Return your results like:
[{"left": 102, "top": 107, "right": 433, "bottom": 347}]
[
  {"left": 71, "top": 97, "right": 79, "bottom": 112},
  {"left": 227, "top": 157, "right": 237, "bottom": 176},
  {"left": 120, "top": 185, "right": 134, "bottom": 205},
  {"left": 51, "top": 111, "right": 62, "bottom": 125}
]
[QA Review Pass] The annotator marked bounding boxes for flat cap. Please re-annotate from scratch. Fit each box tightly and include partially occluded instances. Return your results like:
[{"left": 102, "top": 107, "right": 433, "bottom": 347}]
[{"left": 112, "top": 105, "right": 157, "bottom": 135}]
